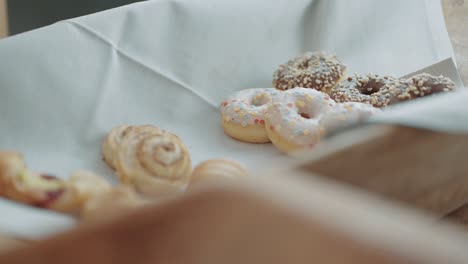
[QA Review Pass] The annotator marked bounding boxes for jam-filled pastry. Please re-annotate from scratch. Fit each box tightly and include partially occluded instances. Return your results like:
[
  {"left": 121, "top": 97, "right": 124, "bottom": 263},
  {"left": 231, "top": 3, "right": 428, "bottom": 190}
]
[
  {"left": 189, "top": 159, "right": 247, "bottom": 187},
  {"left": 114, "top": 125, "right": 192, "bottom": 197},
  {"left": 0, "top": 152, "right": 111, "bottom": 215}
]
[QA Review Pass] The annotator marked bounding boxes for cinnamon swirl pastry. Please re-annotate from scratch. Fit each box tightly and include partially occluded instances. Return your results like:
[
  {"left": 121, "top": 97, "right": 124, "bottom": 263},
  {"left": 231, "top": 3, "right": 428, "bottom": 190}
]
[{"left": 114, "top": 125, "right": 192, "bottom": 197}]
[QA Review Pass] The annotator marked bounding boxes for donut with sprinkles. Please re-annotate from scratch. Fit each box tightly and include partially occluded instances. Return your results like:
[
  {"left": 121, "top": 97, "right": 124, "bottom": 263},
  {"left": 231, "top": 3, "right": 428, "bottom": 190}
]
[
  {"left": 265, "top": 88, "right": 379, "bottom": 154},
  {"left": 220, "top": 88, "right": 281, "bottom": 143},
  {"left": 272, "top": 51, "right": 347, "bottom": 93}
]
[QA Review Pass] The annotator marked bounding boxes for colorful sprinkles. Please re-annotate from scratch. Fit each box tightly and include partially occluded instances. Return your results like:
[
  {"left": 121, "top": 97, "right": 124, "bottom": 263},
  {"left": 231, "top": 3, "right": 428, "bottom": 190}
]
[
  {"left": 265, "top": 88, "right": 336, "bottom": 146},
  {"left": 220, "top": 88, "right": 279, "bottom": 127},
  {"left": 265, "top": 88, "right": 380, "bottom": 147}
]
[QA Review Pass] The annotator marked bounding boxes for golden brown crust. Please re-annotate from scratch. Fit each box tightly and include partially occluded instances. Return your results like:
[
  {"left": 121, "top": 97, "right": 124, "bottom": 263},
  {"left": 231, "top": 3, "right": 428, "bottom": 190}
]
[
  {"left": 0, "top": 152, "right": 112, "bottom": 216},
  {"left": 102, "top": 125, "right": 132, "bottom": 170},
  {"left": 80, "top": 186, "right": 147, "bottom": 222},
  {"left": 189, "top": 159, "right": 247, "bottom": 187},
  {"left": 221, "top": 118, "right": 270, "bottom": 143},
  {"left": 0, "top": 152, "right": 67, "bottom": 210},
  {"left": 66, "top": 171, "right": 112, "bottom": 207}
]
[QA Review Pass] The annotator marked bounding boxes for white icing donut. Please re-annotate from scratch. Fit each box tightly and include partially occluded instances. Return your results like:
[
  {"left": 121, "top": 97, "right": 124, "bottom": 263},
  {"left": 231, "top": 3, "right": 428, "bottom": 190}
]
[
  {"left": 220, "top": 88, "right": 281, "bottom": 143},
  {"left": 265, "top": 88, "right": 379, "bottom": 154},
  {"left": 319, "top": 102, "right": 380, "bottom": 133}
]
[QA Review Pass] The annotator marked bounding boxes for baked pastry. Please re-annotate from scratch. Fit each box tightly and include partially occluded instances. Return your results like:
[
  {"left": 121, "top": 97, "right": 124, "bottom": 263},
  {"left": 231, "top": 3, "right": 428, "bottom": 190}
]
[
  {"left": 0, "top": 152, "right": 111, "bottom": 215},
  {"left": 189, "top": 159, "right": 247, "bottom": 187},
  {"left": 114, "top": 125, "right": 192, "bottom": 197},
  {"left": 102, "top": 125, "right": 132, "bottom": 169},
  {"left": 273, "top": 51, "right": 347, "bottom": 93},
  {"left": 80, "top": 186, "right": 146, "bottom": 222},
  {"left": 220, "top": 88, "right": 281, "bottom": 143},
  {"left": 67, "top": 170, "right": 113, "bottom": 207}
]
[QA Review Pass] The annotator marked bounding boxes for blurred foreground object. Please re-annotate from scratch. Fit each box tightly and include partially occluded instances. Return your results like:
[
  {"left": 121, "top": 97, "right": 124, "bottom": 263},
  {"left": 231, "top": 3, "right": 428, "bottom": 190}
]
[
  {"left": 80, "top": 186, "right": 147, "bottom": 223},
  {"left": 1, "top": 176, "right": 468, "bottom": 264},
  {"left": 294, "top": 124, "right": 468, "bottom": 217}
]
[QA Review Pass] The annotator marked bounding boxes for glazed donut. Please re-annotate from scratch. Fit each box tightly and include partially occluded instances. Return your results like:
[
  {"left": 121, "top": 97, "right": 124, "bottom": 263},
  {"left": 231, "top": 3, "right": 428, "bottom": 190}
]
[
  {"left": 390, "top": 73, "right": 456, "bottom": 104},
  {"left": 319, "top": 102, "right": 381, "bottom": 133},
  {"left": 265, "top": 88, "right": 379, "bottom": 154},
  {"left": 272, "top": 51, "right": 347, "bottom": 93},
  {"left": 220, "top": 88, "right": 281, "bottom": 143},
  {"left": 330, "top": 74, "right": 400, "bottom": 107},
  {"left": 265, "top": 88, "right": 336, "bottom": 153}
]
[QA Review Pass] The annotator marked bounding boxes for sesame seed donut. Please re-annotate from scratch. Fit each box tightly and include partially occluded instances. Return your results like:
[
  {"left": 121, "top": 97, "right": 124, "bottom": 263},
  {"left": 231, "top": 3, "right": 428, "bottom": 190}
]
[
  {"left": 220, "top": 88, "right": 281, "bottom": 143},
  {"left": 330, "top": 73, "right": 456, "bottom": 108},
  {"left": 265, "top": 88, "right": 379, "bottom": 154},
  {"left": 388, "top": 73, "right": 456, "bottom": 104},
  {"left": 272, "top": 51, "right": 347, "bottom": 93},
  {"left": 330, "top": 74, "right": 401, "bottom": 108}
]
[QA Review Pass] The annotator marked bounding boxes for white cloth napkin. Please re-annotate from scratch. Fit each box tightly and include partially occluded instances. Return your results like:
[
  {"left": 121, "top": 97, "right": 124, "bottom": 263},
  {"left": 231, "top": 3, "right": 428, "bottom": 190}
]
[{"left": 0, "top": 0, "right": 457, "bottom": 238}]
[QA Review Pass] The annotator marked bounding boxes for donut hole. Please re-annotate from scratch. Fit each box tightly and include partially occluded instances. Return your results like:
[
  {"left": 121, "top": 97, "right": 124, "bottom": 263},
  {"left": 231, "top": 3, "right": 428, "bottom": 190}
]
[
  {"left": 300, "top": 113, "right": 311, "bottom": 119},
  {"left": 357, "top": 80, "right": 386, "bottom": 95},
  {"left": 358, "top": 86, "right": 381, "bottom": 95}
]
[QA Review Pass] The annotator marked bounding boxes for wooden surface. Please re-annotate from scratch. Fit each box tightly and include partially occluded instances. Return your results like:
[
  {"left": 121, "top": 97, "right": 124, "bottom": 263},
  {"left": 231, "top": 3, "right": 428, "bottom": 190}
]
[
  {"left": 441, "top": 0, "right": 468, "bottom": 225},
  {"left": 0, "top": 0, "right": 7, "bottom": 38},
  {"left": 0, "top": 234, "right": 25, "bottom": 254},
  {"left": 443, "top": 0, "right": 468, "bottom": 84}
]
